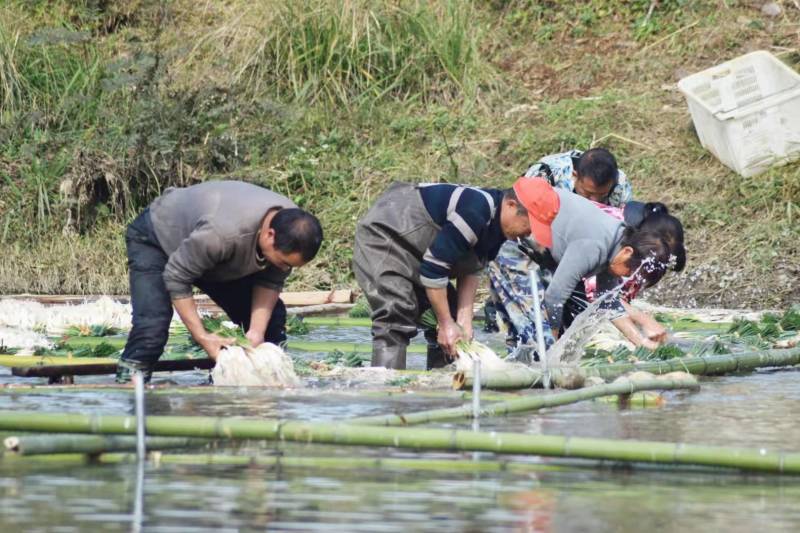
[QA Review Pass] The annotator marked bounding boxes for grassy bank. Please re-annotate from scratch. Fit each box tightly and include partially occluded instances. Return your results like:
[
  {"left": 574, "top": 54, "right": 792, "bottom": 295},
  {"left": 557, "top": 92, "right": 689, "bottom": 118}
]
[{"left": 1, "top": 0, "right": 798, "bottom": 308}]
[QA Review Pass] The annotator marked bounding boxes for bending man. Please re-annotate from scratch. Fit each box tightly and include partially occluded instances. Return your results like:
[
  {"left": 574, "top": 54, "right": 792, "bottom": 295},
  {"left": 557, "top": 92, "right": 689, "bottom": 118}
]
[
  {"left": 117, "top": 180, "right": 323, "bottom": 382},
  {"left": 354, "top": 179, "right": 558, "bottom": 370}
]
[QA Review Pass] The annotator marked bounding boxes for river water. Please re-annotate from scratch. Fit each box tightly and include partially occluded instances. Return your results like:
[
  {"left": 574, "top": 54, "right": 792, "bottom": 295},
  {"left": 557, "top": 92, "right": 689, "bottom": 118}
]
[{"left": 1, "top": 324, "right": 799, "bottom": 531}]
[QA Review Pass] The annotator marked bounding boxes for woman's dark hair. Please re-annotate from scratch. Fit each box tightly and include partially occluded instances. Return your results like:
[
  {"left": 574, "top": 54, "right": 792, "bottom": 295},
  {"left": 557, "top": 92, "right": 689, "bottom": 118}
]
[
  {"left": 270, "top": 208, "right": 323, "bottom": 261},
  {"left": 619, "top": 228, "right": 672, "bottom": 289},
  {"left": 576, "top": 148, "right": 619, "bottom": 188},
  {"left": 637, "top": 203, "right": 686, "bottom": 272}
]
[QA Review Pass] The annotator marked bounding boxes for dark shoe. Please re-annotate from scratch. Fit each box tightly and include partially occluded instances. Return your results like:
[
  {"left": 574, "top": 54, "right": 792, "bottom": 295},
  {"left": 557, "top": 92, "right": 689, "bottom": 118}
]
[
  {"left": 423, "top": 328, "right": 449, "bottom": 370},
  {"left": 115, "top": 359, "right": 153, "bottom": 384},
  {"left": 426, "top": 343, "right": 448, "bottom": 370}
]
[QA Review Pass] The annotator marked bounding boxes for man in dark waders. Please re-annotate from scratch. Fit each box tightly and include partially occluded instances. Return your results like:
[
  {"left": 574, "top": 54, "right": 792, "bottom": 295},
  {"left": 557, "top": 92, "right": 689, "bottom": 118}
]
[
  {"left": 116, "top": 180, "right": 323, "bottom": 383},
  {"left": 353, "top": 178, "right": 559, "bottom": 370}
]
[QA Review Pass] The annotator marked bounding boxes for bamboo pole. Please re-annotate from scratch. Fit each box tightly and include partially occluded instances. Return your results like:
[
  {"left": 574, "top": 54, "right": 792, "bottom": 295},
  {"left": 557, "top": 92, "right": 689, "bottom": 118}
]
[
  {"left": 348, "top": 377, "right": 697, "bottom": 426},
  {"left": 454, "top": 348, "right": 800, "bottom": 390},
  {"left": 595, "top": 391, "right": 664, "bottom": 408},
  {"left": 301, "top": 317, "right": 372, "bottom": 327},
  {"left": 288, "top": 340, "right": 426, "bottom": 354},
  {"left": 8, "top": 337, "right": 428, "bottom": 355},
  {"left": 299, "top": 317, "right": 485, "bottom": 328},
  {"left": 0, "top": 450, "right": 568, "bottom": 474},
  {"left": 4, "top": 434, "right": 211, "bottom": 456},
  {"left": 0, "top": 355, "right": 117, "bottom": 368},
  {"left": 0, "top": 385, "right": 515, "bottom": 401},
  {"left": 4, "top": 451, "right": 786, "bottom": 478},
  {"left": 0, "top": 410, "right": 797, "bottom": 473}
]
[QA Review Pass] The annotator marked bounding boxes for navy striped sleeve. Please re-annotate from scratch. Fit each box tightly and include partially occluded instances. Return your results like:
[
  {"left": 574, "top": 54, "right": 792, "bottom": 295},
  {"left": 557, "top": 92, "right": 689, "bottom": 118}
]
[{"left": 420, "top": 187, "right": 495, "bottom": 288}]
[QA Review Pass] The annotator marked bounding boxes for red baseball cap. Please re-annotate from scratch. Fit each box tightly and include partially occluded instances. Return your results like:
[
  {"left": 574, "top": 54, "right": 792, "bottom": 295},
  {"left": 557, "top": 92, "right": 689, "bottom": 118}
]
[{"left": 512, "top": 177, "right": 560, "bottom": 248}]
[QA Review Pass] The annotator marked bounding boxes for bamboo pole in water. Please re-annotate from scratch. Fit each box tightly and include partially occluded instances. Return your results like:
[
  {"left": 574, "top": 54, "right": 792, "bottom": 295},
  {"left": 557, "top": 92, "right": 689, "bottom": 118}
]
[
  {"left": 3, "top": 434, "right": 211, "bottom": 456},
  {"left": 301, "top": 317, "right": 372, "bottom": 327},
  {"left": 0, "top": 410, "right": 798, "bottom": 473},
  {"left": 288, "top": 340, "right": 426, "bottom": 354},
  {"left": 300, "top": 317, "right": 484, "bottom": 328},
  {"left": 4, "top": 337, "right": 427, "bottom": 355},
  {"left": 0, "top": 355, "right": 118, "bottom": 368},
  {"left": 0, "top": 450, "right": 569, "bottom": 474},
  {"left": 453, "top": 347, "right": 800, "bottom": 390},
  {"left": 349, "top": 377, "right": 697, "bottom": 426}
]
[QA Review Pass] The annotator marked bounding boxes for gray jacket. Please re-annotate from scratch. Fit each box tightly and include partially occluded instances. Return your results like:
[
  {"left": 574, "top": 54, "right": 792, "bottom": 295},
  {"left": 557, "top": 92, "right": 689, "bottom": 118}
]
[
  {"left": 544, "top": 189, "right": 625, "bottom": 330},
  {"left": 149, "top": 180, "right": 296, "bottom": 299}
]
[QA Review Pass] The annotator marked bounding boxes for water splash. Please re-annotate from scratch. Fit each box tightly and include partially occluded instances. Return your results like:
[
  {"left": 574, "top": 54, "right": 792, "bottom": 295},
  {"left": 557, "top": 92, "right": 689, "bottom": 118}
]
[
  {"left": 545, "top": 255, "right": 669, "bottom": 369},
  {"left": 544, "top": 292, "right": 617, "bottom": 368}
]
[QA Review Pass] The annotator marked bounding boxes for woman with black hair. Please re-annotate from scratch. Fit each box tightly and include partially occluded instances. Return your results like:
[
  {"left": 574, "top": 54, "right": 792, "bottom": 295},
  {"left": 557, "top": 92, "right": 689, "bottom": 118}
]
[{"left": 563, "top": 202, "right": 687, "bottom": 348}]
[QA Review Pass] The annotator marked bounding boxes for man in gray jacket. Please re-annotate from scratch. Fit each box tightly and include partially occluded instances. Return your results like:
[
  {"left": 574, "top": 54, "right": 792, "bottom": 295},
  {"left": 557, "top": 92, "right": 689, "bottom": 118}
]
[{"left": 117, "top": 180, "right": 323, "bottom": 382}]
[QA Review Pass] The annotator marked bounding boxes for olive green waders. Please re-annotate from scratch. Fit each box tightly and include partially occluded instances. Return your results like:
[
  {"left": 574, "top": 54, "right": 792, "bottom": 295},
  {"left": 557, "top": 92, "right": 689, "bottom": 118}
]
[{"left": 353, "top": 182, "right": 481, "bottom": 370}]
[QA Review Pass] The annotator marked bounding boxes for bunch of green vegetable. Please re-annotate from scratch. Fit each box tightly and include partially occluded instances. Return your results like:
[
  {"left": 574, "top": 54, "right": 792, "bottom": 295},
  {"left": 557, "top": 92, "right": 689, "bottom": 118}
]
[{"left": 323, "top": 349, "right": 365, "bottom": 368}]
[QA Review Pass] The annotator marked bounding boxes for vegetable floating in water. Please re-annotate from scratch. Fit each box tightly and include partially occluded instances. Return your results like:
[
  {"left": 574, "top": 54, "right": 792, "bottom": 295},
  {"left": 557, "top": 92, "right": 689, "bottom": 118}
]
[{"left": 212, "top": 343, "right": 300, "bottom": 387}]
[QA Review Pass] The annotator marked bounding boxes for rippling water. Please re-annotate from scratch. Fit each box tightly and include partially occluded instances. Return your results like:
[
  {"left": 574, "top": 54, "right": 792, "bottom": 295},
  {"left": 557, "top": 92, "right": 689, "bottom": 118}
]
[{"left": 1, "top": 324, "right": 799, "bottom": 531}]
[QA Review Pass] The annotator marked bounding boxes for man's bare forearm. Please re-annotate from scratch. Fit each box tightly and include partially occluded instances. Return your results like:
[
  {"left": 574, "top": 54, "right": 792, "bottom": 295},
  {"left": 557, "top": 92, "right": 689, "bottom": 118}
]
[
  {"left": 249, "top": 286, "right": 280, "bottom": 343},
  {"left": 172, "top": 296, "right": 205, "bottom": 339},
  {"left": 425, "top": 287, "right": 455, "bottom": 326},
  {"left": 455, "top": 274, "right": 479, "bottom": 326}
]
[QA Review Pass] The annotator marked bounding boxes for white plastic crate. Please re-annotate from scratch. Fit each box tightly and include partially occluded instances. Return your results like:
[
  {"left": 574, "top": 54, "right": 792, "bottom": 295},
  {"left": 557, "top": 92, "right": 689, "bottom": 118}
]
[{"left": 677, "top": 51, "right": 800, "bottom": 177}]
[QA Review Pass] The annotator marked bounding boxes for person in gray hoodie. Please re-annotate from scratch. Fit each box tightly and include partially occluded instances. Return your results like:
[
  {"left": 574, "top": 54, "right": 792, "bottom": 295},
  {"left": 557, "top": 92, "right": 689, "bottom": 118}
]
[
  {"left": 538, "top": 189, "right": 673, "bottom": 339},
  {"left": 116, "top": 180, "right": 323, "bottom": 383}
]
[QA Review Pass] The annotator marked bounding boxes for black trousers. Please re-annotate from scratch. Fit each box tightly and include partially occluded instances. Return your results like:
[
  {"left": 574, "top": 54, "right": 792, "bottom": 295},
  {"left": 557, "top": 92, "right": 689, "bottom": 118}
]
[{"left": 119, "top": 209, "right": 286, "bottom": 369}]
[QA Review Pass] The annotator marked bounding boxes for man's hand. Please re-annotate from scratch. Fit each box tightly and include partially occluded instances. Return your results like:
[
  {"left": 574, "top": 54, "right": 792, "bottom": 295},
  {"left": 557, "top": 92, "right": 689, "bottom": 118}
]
[
  {"left": 437, "top": 320, "right": 465, "bottom": 359},
  {"left": 245, "top": 329, "right": 265, "bottom": 348},
  {"left": 197, "top": 332, "right": 235, "bottom": 360},
  {"left": 458, "top": 319, "right": 474, "bottom": 343}
]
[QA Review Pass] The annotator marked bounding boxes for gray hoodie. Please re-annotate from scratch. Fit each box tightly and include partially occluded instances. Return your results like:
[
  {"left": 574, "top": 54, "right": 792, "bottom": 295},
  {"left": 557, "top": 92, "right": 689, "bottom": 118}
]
[
  {"left": 544, "top": 189, "right": 625, "bottom": 330},
  {"left": 149, "top": 180, "right": 296, "bottom": 299}
]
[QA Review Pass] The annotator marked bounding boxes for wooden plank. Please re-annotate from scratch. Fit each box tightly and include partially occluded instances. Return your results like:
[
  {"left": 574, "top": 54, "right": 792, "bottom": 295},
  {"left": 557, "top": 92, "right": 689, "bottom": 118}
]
[
  {"left": 11, "top": 358, "right": 215, "bottom": 378},
  {"left": 279, "top": 290, "right": 354, "bottom": 306},
  {"left": 286, "top": 303, "right": 355, "bottom": 316}
]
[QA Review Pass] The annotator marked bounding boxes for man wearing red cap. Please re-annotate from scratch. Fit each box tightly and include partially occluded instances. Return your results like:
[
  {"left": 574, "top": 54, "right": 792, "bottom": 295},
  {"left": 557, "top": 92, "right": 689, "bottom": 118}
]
[{"left": 353, "top": 179, "right": 558, "bottom": 370}]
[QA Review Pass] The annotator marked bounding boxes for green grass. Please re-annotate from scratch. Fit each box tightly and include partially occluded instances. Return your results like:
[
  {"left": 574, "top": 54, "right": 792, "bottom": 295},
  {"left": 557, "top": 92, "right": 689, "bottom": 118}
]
[{"left": 0, "top": 0, "right": 798, "bottom": 310}]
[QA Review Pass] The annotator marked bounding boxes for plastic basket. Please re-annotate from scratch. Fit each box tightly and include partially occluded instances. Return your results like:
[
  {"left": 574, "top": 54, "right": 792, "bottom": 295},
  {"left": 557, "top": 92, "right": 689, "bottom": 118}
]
[{"left": 677, "top": 51, "right": 800, "bottom": 177}]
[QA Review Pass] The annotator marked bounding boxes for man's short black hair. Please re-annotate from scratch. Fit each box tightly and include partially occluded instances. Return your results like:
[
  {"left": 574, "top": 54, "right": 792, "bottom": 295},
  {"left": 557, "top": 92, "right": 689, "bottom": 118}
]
[
  {"left": 270, "top": 208, "right": 323, "bottom": 261},
  {"left": 576, "top": 147, "right": 619, "bottom": 188}
]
